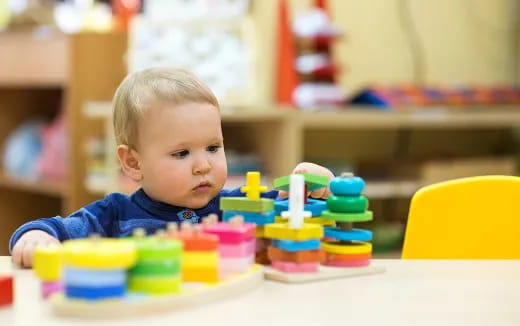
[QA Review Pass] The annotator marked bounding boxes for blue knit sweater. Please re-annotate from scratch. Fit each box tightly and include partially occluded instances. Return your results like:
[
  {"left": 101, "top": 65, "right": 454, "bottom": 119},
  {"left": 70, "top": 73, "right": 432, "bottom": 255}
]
[{"left": 9, "top": 187, "right": 278, "bottom": 252}]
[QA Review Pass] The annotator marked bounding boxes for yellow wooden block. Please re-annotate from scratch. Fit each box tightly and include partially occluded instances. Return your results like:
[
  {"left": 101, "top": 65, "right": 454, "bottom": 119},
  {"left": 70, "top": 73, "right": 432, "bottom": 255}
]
[
  {"left": 275, "top": 216, "right": 335, "bottom": 226},
  {"left": 33, "top": 245, "right": 62, "bottom": 281},
  {"left": 183, "top": 251, "right": 218, "bottom": 268},
  {"left": 62, "top": 238, "right": 137, "bottom": 269},
  {"left": 256, "top": 226, "right": 266, "bottom": 238},
  {"left": 182, "top": 267, "right": 219, "bottom": 283},
  {"left": 265, "top": 223, "right": 323, "bottom": 241},
  {"left": 322, "top": 241, "right": 372, "bottom": 254},
  {"left": 240, "top": 171, "right": 268, "bottom": 200}
]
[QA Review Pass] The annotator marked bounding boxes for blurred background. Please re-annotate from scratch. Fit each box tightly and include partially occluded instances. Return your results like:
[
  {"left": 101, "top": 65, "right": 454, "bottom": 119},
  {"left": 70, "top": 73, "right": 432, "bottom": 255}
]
[{"left": 0, "top": 0, "right": 519, "bottom": 256}]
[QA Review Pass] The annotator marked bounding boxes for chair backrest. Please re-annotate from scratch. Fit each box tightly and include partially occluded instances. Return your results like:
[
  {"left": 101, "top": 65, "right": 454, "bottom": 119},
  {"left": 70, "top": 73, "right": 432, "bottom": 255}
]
[{"left": 402, "top": 175, "right": 520, "bottom": 259}]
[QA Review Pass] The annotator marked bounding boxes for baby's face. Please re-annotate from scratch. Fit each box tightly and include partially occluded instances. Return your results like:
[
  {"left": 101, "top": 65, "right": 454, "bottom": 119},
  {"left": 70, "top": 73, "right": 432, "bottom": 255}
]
[{"left": 136, "top": 102, "right": 227, "bottom": 209}]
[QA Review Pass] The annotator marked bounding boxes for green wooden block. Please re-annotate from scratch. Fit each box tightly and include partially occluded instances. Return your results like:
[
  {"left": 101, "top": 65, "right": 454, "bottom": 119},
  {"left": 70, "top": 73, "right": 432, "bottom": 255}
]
[
  {"left": 220, "top": 197, "right": 274, "bottom": 213},
  {"left": 321, "top": 210, "right": 373, "bottom": 223},
  {"left": 273, "top": 173, "right": 329, "bottom": 192}
]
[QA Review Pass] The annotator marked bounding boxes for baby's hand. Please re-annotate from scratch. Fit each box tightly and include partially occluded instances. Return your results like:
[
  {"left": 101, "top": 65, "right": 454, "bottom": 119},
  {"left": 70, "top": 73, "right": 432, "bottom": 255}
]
[
  {"left": 12, "top": 230, "right": 60, "bottom": 268},
  {"left": 279, "top": 162, "right": 334, "bottom": 199}
]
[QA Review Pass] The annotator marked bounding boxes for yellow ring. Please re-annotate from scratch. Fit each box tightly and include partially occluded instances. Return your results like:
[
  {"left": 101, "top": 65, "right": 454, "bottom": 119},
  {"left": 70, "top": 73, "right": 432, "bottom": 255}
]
[
  {"left": 322, "top": 241, "right": 372, "bottom": 254},
  {"left": 62, "top": 238, "right": 137, "bottom": 269}
]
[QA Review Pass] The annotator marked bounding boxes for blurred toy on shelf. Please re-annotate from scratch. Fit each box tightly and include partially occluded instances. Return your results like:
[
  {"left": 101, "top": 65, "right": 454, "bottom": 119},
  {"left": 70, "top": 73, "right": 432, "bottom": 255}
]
[
  {"left": 2, "top": 120, "right": 45, "bottom": 180},
  {"left": 350, "top": 85, "right": 520, "bottom": 109},
  {"left": 275, "top": 0, "right": 347, "bottom": 109}
]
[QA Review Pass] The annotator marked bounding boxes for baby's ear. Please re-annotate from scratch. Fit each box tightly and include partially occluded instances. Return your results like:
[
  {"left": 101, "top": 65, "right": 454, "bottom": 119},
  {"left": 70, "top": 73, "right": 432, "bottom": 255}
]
[{"left": 117, "top": 145, "right": 142, "bottom": 182}]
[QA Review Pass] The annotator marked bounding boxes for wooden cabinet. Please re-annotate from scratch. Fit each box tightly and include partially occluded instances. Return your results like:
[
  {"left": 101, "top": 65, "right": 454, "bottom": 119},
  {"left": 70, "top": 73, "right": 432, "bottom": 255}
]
[{"left": 0, "top": 29, "right": 127, "bottom": 254}]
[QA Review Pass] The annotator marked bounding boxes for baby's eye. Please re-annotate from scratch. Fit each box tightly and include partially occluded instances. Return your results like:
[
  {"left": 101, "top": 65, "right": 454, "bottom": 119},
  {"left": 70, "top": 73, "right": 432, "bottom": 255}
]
[
  {"left": 172, "top": 150, "right": 189, "bottom": 159},
  {"left": 207, "top": 145, "right": 221, "bottom": 153}
]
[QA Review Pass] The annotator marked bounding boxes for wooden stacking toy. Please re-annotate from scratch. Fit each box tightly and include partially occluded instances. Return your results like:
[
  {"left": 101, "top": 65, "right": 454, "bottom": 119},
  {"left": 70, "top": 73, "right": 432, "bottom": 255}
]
[
  {"left": 273, "top": 172, "right": 333, "bottom": 227},
  {"left": 202, "top": 214, "right": 257, "bottom": 277},
  {"left": 166, "top": 222, "right": 219, "bottom": 283},
  {"left": 265, "top": 174, "right": 324, "bottom": 273},
  {"left": 61, "top": 234, "right": 137, "bottom": 301},
  {"left": 33, "top": 245, "right": 64, "bottom": 298},
  {"left": 127, "top": 228, "right": 183, "bottom": 293},
  {"left": 321, "top": 172, "right": 373, "bottom": 267},
  {"left": 220, "top": 171, "right": 275, "bottom": 264}
]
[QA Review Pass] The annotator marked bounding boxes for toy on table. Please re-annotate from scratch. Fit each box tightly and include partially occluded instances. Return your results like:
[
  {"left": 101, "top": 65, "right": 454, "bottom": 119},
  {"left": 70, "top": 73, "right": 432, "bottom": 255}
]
[
  {"left": 33, "top": 245, "right": 63, "bottom": 298},
  {"left": 321, "top": 172, "right": 373, "bottom": 267},
  {"left": 220, "top": 171, "right": 275, "bottom": 264},
  {"left": 0, "top": 275, "right": 13, "bottom": 306},
  {"left": 60, "top": 235, "right": 137, "bottom": 301},
  {"left": 264, "top": 172, "right": 385, "bottom": 283},
  {"left": 30, "top": 229, "right": 261, "bottom": 318},
  {"left": 273, "top": 172, "right": 333, "bottom": 226},
  {"left": 265, "top": 174, "right": 324, "bottom": 273},
  {"left": 167, "top": 222, "right": 219, "bottom": 283},
  {"left": 202, "top": 214, "right": 257, "bottom": 277},
  {"left": 127, "top": 228, "right": 183, "bottom": 294}
]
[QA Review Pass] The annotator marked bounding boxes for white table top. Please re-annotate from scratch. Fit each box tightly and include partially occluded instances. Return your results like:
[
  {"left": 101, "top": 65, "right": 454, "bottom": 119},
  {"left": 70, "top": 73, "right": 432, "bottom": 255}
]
[{"left": 0, "top": 257, "right": 519, "bottom": 326}]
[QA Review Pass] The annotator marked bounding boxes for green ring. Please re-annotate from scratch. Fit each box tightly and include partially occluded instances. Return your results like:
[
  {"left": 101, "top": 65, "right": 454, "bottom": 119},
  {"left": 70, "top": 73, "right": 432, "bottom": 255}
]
[
  {"left": 322, "top": 210, "right": 373, "bottom": 222},
  {"left": 128, "top": 275, "right": 181, "bottom": 294},
  {"left": 131, "top": 238, "right": 182, "bottom": 260},
  {"left": 129, "top": 259, "right": 181, "bottom": 276},
  {"left": 326, "top": 195, "right": 368, "bottom": 213}
]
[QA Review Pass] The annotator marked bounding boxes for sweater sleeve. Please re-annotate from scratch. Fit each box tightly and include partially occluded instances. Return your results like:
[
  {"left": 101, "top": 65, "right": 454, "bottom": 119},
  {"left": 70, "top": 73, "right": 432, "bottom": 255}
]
[{"left": 9, "top": 195, "right": 117, "bottom": 252}]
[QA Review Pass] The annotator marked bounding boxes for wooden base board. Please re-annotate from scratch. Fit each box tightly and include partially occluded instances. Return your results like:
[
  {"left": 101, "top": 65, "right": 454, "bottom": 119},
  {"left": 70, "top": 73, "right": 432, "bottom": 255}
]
[
  {"left": 264, "top": 264, "right": 385, "bottom": 283},
  {"left": 51, "top": 265, "right": 263, "bottom": 318}
]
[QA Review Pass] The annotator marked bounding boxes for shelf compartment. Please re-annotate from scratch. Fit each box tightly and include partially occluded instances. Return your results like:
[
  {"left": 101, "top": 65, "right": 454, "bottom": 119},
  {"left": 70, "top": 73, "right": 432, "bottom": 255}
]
[
  {"left": 0, "top": 28, "right": 69, "bottom": 87},
  {"left": 0, "top": 173, "right": 65, "bottom": 197}
]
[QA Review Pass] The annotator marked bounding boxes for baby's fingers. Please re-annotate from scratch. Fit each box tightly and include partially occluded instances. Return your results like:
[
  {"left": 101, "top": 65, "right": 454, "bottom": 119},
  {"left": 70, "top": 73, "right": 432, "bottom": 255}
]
[
  {"left": 22, "top": 242, "right": 36, "bottom": 268},
  {"left": 12, "top": 241, "right": 26, "bottom": 267}
]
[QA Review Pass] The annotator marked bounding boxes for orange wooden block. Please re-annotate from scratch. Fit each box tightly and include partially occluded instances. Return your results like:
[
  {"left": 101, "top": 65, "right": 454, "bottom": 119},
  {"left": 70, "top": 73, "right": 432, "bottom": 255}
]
[
  {"left": 174, "top": 233, "right": 219, "bottom": 251},
  {"left": 267, "top": 246, "right": 323, "bottom": 263},
  {"left": 324, "top": 252, "right": 371, "bottom": 262},
  {"left": 255, "top": 250, "right": 270, "bottom": 265},
  {"left": 182, "top": 267, "right": 219, "bottom": 283}
]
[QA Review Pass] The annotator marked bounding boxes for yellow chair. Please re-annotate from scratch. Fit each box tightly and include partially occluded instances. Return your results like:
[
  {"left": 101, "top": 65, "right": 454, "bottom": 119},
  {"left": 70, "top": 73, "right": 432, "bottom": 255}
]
[{"left": 402, "top": 175, "right": 520, "bottom": 259}]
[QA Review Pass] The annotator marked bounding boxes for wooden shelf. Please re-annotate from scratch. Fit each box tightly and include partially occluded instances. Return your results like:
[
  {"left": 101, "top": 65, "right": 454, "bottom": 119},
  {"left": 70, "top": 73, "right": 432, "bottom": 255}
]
[
  {"left": 84, "top": 102, "right": 520, "bottom": 128},
  {"left": 0, "top": 173, "right": 65, "bottom": 197},
  {"left": 297, "top": 106, "right": 520, "bottom": 129},
  {"left": 0, "top": 28, "right": 69, "bottom": 87}
]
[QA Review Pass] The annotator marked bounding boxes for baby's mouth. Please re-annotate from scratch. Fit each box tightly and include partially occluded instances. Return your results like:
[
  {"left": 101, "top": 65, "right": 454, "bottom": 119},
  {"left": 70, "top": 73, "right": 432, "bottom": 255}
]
[{"left": 193, "top": 181, "right": 212, "bottom": 192}]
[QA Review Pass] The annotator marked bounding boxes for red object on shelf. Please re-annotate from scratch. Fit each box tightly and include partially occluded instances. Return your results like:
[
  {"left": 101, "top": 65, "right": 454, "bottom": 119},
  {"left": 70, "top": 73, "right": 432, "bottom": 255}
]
[
  {"left": 0, "top": 276, "right": 13, "bottom": 306},
  {"left": 275, "top": 0, "right": 299, "bottom": 106},
  {"left": 112, "top": 0, "right": 141, "bottom": 32},
  {"left": 312, "top": 64, "right": 340, "bottom": 78}
]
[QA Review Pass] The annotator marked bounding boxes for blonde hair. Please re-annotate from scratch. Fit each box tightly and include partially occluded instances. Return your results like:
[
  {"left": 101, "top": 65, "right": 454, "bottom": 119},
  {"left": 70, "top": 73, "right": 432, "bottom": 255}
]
[{"left": 112, "top": 67, "right": 219, "bottom": 148}]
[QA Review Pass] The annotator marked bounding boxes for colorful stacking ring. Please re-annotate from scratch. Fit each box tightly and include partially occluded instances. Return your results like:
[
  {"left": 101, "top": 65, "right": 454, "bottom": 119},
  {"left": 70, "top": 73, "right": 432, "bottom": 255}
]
[
  {"left": 326, "top": 196, "right": 368, "bottom": 213},
  {"left": 128, "top": 276, "right": 182, "bottom": 294},
  {"left": 62, "top": 238, "right": 137, "bottom": 269},
  {"left": 33, "top": 245, "right": 62, "bottom": 281},
  {"left": 321, "top": 210, "right": 373, "bottom": 223},
  {"left": 129, "top": 260, "right": 181, "bottom": 276},
  {"left": 323, "top": 227, "right": 373, "bottom": 242},
  {"left": 322, "top": 241, "right": 372, "bottom": 255},
  {"left": 324, "top": 252, "right": 371, "bottom": 262}
]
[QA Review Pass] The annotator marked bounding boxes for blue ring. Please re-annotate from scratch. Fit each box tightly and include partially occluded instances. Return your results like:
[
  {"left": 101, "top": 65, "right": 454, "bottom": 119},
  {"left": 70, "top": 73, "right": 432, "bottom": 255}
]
[
  {"left": 65, "top": 284, "right": 126, "bottom": 300},
  {"left": 324, "top": 227, "right": 373, "bottom": 241},
  {"left": 63, "top": 268, "right": 126, "bottom": 287}
]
